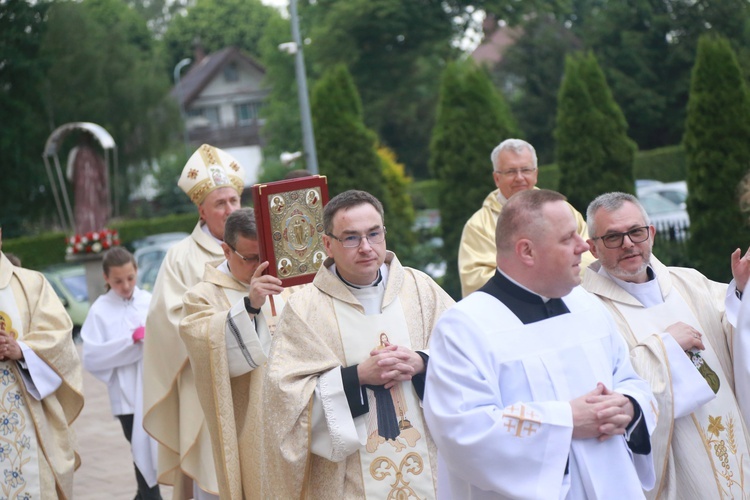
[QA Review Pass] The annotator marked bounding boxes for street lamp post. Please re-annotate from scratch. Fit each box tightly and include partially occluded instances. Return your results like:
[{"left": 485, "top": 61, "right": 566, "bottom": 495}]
[
  {"left": 173, "top": 58, "right": 192, "bottom": 160},
  {"left": 289, "top": 0, "right": 319, "bottom": 175}
]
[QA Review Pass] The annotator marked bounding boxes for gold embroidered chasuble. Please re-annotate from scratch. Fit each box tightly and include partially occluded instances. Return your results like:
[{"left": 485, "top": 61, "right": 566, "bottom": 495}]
[
  {"left": 142, "top": 222, "right": 223, "bottom": 495},
  {"left": 0, "top": 253, "right": 83, "bottom": 499},
  {"left": 458, "top": 188, "right": 594, "bottom": 297},
  {"left": 583, "top": 257, "right": 750, "bottom": 499},
  {"left": 180, "top": 262, "right": 285, "bottom": 499},
  {"left": 333, "top": 296, "right": 435, "bottom": 499},
  {"left": 262, "top": 252, "right": 454, "bottom": 499}
]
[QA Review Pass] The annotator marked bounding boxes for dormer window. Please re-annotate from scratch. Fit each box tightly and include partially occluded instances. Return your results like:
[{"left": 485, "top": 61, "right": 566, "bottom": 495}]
[{"left": 224, "top": 62, "right": 239, "bottom": 82}]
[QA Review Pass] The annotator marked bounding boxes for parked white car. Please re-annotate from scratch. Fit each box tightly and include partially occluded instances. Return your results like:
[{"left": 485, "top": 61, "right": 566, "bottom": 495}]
[
  {"left": 638, "top": 180, "right": 688, "bottom": 209},
  {"left": 133, "top": 232, "right": 188, "bottom": 291}
]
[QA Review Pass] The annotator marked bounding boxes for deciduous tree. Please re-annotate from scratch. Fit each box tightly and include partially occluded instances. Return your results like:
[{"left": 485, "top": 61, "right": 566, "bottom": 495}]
[{"left": 40, "top": 0, "right": 180, "bottom": 215}]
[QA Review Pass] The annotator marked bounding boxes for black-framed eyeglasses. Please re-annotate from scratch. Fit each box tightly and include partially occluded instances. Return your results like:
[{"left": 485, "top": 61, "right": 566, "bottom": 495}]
[
  {"left": 229, "top": 245, "right": 260, "bottom": 263},
  {"left": 592, "top": 226, "right": 650, "bottom": 249},
  {"left": 326, "top": 227, "right": 387, "bottom": 248}
]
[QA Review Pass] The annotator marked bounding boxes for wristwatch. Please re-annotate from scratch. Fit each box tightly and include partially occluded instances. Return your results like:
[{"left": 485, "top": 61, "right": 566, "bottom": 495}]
[{"left": 244, "top": 297, "right": 261, "bottom": 315}]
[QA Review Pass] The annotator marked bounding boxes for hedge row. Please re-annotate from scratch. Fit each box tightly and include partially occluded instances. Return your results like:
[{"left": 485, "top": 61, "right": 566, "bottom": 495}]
[
  {"left": 4, "top": 213, "right": 198, "bottom": 271},
  {"left": 537, "top": 144, "right": 685, "bottom": 191}
]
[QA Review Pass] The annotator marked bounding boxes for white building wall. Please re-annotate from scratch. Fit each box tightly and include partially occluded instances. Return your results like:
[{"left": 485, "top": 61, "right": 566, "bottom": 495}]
[{"left": 225, "top": 145, "right": 264, "bottom": 186}]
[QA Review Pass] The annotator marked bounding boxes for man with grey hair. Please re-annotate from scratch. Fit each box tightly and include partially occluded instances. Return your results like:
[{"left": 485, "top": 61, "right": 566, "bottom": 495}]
[
  {"left": 458, "top": 138, "right": 593, "bottom": 297},
  {"left": 583, "top": 191, "right": 750, "bottom": 498},
  {"left": 262, "top": 189, "right": 454, "bottom": 499},
  {"left": 426, "top": 189, "right": 656, "bottom": 499},
  {"left": 180, "top": 208, "right": 285, "bottom": 499}
]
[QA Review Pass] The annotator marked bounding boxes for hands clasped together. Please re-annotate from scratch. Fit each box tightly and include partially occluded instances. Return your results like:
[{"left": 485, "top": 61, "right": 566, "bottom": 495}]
[
  {"left": 357, "top": 343, "right": 424, "bottom": 390},
  {"left": 0, "top": 328, "right": 22, "bottom": 362},
  {"left": 571, "top": 382, "right": 634, "bottom": 442}
]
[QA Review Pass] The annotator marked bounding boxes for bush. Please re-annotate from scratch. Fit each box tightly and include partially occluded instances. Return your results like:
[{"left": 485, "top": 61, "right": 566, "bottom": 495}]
[
  {"left": 4, "top": 213, "right": 198, "bottom": 270},
  {"left": 633, "top": 145, "right": 686, "bottom": 182},
  {"left": 537, "top": 144, "right": 686, "bottom": 192},
  {"left": 409, "top": 179, "right": 440, "bottom": 210}
]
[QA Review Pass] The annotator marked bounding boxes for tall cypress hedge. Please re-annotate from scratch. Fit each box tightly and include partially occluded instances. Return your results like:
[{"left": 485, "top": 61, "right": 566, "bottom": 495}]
[
  {"left": 684, "top": 35, "right": 750, "bottom": 281},
  {"left": 429, "top": 61, "right": 518, "bottom": 299},
  {"left": 556, "top": 52, "right": 635, "bottom": 213},
  {"left": 311, "top": 64, "right": 386, "bottom": 203}
]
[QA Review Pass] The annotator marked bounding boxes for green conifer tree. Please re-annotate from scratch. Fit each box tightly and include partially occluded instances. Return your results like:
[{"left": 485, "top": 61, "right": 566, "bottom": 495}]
[
  {"left": 684, "top": 35, "right": 750, "bottom": 281},
  {"left": 556, "top": 53, "right": 635, "bottom": 214},
  {"left": 311, "top": 64, "right": 386, "bottom": 203},
  {"left": 429, "top": 61, "right": 518, "bottom": 298}
]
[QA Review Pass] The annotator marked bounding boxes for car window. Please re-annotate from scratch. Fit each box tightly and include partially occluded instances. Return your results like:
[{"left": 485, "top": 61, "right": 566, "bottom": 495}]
[
  {"left": 61, "top": 275, "right": 89, "bottom": 302},
  {"left": 137, "top": 250, "right": 166, "bottom": 270}
]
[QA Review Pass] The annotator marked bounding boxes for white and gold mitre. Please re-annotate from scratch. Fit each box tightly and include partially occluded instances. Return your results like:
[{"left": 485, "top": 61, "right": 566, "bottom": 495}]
[{"left": 178, "top": 144, "right": 245, "bottom": 205}]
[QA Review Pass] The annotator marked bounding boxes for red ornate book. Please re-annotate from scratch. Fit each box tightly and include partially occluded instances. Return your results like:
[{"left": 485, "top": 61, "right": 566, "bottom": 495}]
[{"left": 251, "top": 176, "right": 329, "bottom": 287}]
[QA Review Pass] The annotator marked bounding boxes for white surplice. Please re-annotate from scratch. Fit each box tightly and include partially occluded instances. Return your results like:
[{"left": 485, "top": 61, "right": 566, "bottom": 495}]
[
  {"left": 424, "top": 286, "right": 657, "bottom": 500},
  {"left": 81, "top": 287, "right": 158, "bottom": 486}
]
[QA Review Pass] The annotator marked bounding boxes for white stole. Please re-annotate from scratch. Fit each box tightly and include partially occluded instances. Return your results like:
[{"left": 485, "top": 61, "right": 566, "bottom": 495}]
[
  {"left": 0, "top": 286, "right": 41, "bottom": 498},
  {"left": 333, "top": 297, "right": 435, "bottom": 499},
  {"left": 614, "top": 288, "right": 750, "bottom": 496}
]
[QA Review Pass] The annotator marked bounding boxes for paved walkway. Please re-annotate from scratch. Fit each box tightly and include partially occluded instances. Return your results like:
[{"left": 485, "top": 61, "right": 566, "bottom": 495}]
[{"left": 72, "top": 344, "right": 173, "bottom": 499}]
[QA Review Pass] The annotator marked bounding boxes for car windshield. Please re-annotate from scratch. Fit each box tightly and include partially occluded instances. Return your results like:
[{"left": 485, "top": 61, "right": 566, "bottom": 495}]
[
  {"left": 137, "top": 250, "right": 166, "bottom": 271},
  {"left": 640, "top": 194, "right": 680, "bottom": 215},
  {"left": 656, "top": 189, "right": 687, "bottom": 205},
  {"left": 61, "top": 275, "right": 88, "bottom": 302}
]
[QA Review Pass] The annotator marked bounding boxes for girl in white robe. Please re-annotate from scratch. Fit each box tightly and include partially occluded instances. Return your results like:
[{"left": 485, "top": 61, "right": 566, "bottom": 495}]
[{"left": 81, "top": 247, "right": 161, "bottom": 499}]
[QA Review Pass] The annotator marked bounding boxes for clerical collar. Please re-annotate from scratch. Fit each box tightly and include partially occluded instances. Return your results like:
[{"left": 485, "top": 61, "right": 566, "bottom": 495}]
[
  {"left": 201, "top": 222, "right": 223, "bottom": 245},
  {"left": 496, "top": 190, "right": 509, "bottom": 206},
  {"left": 334, "top": 267, "right": 382, "bottom": 289},
  {"left": 496, "top": 267, "right": 553, "bottom": 302},
  {"left": 220, "top": 260, "right": 251, "bottom": 288},
  {"left": 479, "top": 269, "right": 570, "bottom": 324},
  {"left": 599, "top": 265, "right": 663, "bottom": 308}
]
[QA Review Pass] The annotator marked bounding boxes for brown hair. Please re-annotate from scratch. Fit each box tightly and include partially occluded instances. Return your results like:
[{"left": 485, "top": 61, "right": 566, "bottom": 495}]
[
  {"left": 323, "top": 190, "right": 384, "bottom": 235},
  {"left": 102, "top": 247, "right": 136, "bottom": 276}
]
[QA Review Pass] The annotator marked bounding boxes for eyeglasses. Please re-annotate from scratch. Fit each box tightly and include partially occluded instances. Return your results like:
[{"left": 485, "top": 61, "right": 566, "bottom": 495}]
[
  {"left": 592, "top": 226, "right": 650, "bottom": 249},
  {"left": 229, "top": 246, "right": 260, "bottom": 263},
  {"left": 494, "top": 167, "right": 537, "bottom": 178},
  {"left": 326, "top": 227, "right": 387, "bottom": 248}
]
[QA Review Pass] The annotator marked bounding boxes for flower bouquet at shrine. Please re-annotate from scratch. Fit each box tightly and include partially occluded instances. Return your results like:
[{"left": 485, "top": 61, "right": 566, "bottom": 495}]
[{"left": 65, "top": 228, "right": 120, "bottom": 256}]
